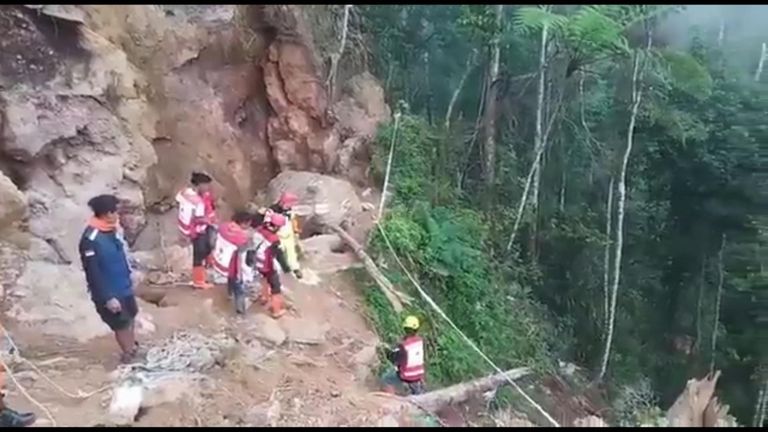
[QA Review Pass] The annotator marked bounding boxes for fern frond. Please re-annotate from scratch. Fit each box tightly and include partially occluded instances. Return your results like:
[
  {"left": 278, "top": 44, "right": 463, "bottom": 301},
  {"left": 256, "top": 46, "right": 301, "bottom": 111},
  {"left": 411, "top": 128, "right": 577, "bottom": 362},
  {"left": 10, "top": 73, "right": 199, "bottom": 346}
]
[{"left": 513, "top": 6, "right": 568, "bottom": 37}]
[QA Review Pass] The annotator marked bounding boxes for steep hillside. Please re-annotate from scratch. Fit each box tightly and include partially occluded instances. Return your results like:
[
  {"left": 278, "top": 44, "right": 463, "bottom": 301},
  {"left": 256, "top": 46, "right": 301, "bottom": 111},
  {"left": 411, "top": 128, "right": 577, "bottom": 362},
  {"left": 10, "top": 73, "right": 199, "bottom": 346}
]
[{"left": 0, "top": 4, "right": 388, "bottom": 341}]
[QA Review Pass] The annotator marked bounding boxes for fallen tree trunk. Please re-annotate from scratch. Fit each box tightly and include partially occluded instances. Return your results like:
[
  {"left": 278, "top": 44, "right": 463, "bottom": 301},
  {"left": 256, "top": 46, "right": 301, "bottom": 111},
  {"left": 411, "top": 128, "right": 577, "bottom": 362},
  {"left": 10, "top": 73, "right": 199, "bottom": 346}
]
[
  {"left": 408, "top": 367, "right": 531, "bottom": 412},
  {"left": 328, "top": 225, "right": 413, "bottom": 312},
  {"left": 666, "top": 370, "right": 735, "bottom": 427}
]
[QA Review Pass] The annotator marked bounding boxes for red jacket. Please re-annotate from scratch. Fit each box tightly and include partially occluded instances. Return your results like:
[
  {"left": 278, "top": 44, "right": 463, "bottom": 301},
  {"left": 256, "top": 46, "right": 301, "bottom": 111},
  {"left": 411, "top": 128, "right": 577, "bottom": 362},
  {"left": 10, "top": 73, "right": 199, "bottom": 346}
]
[
  {"left": 212, "top": 222, "right": 249, "bottom": 278},
  {"left": 201, "top": 191, "right": 218, "bottom": 225}
]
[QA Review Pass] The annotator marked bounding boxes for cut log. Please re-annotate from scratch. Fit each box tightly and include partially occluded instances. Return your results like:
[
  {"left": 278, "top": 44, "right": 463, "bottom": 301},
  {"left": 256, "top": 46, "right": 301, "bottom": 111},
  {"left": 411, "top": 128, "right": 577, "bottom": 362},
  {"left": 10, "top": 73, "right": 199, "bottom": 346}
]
[
  {"left": 666, "top": 370, "right": 734, "bottom": 427},
  {"left": 408, "top": 367, "right": 531, "bottom": 412},
  {"left": 328, "top": 225, "right": 413, "bottom": 312}
]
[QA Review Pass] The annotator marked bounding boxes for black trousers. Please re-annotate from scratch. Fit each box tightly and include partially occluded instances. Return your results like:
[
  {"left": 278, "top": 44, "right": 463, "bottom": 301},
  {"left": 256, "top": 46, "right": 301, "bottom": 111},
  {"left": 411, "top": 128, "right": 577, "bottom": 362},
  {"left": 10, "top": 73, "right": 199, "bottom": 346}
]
[{"left": 192, "top": 226, "right": 215, "bottom": 266}]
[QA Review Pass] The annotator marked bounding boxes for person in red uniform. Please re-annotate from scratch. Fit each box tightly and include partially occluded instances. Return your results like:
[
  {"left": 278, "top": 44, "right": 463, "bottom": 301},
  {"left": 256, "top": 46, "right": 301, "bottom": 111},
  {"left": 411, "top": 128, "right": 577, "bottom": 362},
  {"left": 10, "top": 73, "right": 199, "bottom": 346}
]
[
  {"left": 381, "top": 315, "right": 426, "bottom": 395},
  {"left": 211, "top": 211, "right": 253, "bottom": 314},
  {"left": 251, "top": 212, "right": 302, "bottom": 318},
  {"left": 175, "top": 172, "right": 216, "bottom": 289}
]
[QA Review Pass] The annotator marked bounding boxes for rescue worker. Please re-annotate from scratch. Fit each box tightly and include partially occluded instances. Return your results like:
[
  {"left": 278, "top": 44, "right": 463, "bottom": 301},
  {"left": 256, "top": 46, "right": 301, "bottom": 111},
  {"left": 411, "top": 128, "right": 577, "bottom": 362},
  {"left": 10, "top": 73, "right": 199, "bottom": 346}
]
[
  {"left": 211, "top": 211, "right": 253, "bottom": 315},
  {"left": 0, "top": 329, "right": 37, "bottom": 427},
  {"left": 176, "top": 172, "right": 216, "bottom": 289},
  {"left": 381, "top": 315, "right": 426, "bottom": 395},
  {"left": 79, "top": 194, "right": 141, "bottom": 364},
  {"left": 270, "top": 192, "right": 303, "bottom": 274},
  {"left": 251, "top": 212, "right": 302, "bottom": 318}
]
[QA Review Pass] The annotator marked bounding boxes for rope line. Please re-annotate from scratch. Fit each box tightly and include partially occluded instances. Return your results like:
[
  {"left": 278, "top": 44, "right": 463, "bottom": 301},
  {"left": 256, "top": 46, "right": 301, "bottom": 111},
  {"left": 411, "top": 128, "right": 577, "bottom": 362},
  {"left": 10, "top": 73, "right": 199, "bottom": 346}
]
[{"left": 374, "top": 114, "right": 561, "bottom": 427}]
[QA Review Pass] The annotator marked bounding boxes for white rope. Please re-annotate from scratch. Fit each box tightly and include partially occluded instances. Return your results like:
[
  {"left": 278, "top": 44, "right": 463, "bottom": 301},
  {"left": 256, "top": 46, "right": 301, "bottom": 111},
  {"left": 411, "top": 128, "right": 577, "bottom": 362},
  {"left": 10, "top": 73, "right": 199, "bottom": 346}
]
[{"left": 375, "top": 118, "right": 561, "bottom": 427}]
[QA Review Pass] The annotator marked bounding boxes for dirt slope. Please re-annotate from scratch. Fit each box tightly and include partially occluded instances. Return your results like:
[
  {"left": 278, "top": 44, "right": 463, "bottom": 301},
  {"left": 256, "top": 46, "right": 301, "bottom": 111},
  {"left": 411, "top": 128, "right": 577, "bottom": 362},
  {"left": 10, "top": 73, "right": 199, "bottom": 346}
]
[{"left": 2, "top": 248, "right": 393, "bottom": 427}]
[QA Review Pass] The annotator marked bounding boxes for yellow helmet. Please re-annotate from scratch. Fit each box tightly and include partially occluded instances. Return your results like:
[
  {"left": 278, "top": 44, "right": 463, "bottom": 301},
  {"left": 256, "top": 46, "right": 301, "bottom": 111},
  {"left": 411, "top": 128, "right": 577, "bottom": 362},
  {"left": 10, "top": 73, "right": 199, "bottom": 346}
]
[{"left": 403, "top": 315, "right": 420, "bottom": 331}]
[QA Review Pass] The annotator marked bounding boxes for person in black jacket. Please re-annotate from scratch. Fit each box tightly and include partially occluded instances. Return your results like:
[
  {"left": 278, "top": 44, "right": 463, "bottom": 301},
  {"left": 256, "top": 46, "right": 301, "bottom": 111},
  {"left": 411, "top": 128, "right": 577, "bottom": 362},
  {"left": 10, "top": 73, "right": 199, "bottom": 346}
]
[{"left": 79, "top": 194, "right": 140, "bottom": 364}]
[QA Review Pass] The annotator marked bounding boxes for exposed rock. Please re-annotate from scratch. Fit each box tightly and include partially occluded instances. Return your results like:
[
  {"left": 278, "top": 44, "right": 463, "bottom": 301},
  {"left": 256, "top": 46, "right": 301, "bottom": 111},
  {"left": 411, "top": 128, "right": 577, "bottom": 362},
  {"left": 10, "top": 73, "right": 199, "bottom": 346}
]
[
  {"left": 108, "top": 383, "right": 143, "bottom": 425},
  {"left": 574, "top": 415, "right": 608, "bottom": 427},
  {"left": 142, "top": 375, "right": 201, "bottom": 408},
  {"left": 351, "top": 345, "right": 378, "bottom": 367},
  {"left": 8, "top": 261, "right": 112, "bottom": 342},
  {"left": 332, "top": 72, "right": 391, "bottom": 184},
  {"left": 266, "top": 171, "right": 362, "bottom": 234},
  {"left": 246, "top": 398, "right": 281, "bottom": 427},
  {"left": 135, "top": 312, "right": 156, "bottom": 336},
  {"left": 0, "top": 4, "right": 388, "bottom": 347},
  {"left": 131, "top": 244, "right": 192, "bottom": 275},
  {"left": 281, "top": 316, "right": 328, "bottom": 345},
  {"left": 376, "top": 415, "right": 400, "bottom": 427},
  {"left": 0, "top": 172, "right": 26, "bottom": 226},
  {"left": 250, "top": 314, "right": 287, "bottom": 347},
  {"left": 301, "top": 234, "right": 344, "bottom": 256}
]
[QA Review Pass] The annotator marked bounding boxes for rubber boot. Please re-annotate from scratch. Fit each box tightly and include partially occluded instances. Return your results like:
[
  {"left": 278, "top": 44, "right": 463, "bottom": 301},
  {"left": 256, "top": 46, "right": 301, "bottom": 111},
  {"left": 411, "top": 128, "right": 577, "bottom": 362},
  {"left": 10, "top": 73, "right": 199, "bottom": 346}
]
[
  {"left": 258, "top": 279, "right": 271, "bottom": 306},
  {"left": 0, "top": 398, "right": 36, "bottom": 427},
  {"left": 269, "top": 294, "right": 286, "bottom": 319},
  {"left": 192, "top": 266, "right": 213, "bottom": 290}
]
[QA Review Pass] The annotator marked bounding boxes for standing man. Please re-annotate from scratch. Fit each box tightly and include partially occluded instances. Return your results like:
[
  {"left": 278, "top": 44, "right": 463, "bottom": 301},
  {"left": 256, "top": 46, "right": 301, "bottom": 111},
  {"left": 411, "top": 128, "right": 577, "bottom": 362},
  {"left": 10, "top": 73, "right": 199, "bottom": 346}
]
[
  {"left": 211, "top": 211, "right": 253, "bottom": 315},
  {"left": 176, "top": 172, "right": 216, "bottom": 289},
  {"left": 251, "top": 212, "right": 302, "bottom": 318},
  {"left": 79, "top": 194, "right": 140, "bottom": 364},
  {"left": 269, "top": 192, "right": 303, "bottom": 275},
  {"left": 381, "top": 315, "right": 426, "bottom": 395}
]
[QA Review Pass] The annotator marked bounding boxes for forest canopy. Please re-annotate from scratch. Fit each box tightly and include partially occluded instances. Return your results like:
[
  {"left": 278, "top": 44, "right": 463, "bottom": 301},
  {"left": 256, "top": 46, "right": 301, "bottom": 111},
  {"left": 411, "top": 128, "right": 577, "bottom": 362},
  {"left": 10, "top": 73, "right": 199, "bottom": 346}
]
[{"left": 354, "top": 4, "right": 767, "bottom": 426}]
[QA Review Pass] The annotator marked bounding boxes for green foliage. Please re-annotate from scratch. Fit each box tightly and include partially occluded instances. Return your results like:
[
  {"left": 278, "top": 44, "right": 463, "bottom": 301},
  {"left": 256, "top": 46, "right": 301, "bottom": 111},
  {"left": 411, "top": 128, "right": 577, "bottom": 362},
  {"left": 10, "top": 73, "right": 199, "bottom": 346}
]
[
  {"left": 658, "top": 49, "right": 714, "bottom": 100},
  {"left": 360, "top": 4, "right": 766, "bottom": 425},
  {"left": 513, "top": 6, "right": 569, "bottom": 37}
]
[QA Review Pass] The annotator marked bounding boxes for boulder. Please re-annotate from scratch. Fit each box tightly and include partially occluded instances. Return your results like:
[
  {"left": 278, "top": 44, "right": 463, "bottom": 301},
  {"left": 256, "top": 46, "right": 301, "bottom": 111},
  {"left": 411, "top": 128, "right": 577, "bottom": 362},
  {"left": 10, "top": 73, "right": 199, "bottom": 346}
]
[
  {"left": 0, "top": 172, "right": 26, "bottom": 227},
  {"left": 280, "top": 317, "right": 328, "bottom": 345},
  {"left": 266, "top": 171, "right": 362, "bottom": 233},
  {"left": 250, "top": 314, "right": 287, "bottom": 347},
  {"left": 8, "top": 261, "right": 112, "bottom": 341}
]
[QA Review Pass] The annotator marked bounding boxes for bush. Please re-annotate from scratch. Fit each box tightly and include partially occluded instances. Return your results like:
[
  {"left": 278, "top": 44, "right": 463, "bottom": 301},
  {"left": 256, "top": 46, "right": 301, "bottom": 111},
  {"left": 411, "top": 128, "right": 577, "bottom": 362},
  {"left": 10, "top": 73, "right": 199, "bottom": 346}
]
[{"left": 362, "top": 116, "right": 560, "bottom": 388}]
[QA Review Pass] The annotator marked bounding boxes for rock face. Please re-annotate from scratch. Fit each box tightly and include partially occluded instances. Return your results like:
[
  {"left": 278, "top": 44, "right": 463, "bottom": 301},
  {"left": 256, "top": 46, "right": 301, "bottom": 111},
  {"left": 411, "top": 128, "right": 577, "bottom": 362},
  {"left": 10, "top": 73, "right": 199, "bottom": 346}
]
[
  {"left": 266, "top": 171, "right": 363, "bottom": 234},
  {"left": 0, "top": 5, "right": 387, "bottom": 342}
]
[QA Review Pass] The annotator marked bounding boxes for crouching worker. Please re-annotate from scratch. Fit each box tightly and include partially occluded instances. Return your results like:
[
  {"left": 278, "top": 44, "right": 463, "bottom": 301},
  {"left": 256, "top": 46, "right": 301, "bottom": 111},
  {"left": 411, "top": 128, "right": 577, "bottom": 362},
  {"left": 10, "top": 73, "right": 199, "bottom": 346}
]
[
  {"left": 79, "top": 194, "right": 141, "bottom": 364},
  {"left": 381, "top": 315, "right": 426, "bottom": 395},
  {"left": 252, "top": 212, "right": 302, "bottom": 318},
  {"left": 211, "top": 211, "right": 253, "bottom": 314},
  {"left": 176, "top": 172, "right": 216, "bottom": 289},
  {"left": 0, "top": 330, "right": 36, "bottom": 427}
]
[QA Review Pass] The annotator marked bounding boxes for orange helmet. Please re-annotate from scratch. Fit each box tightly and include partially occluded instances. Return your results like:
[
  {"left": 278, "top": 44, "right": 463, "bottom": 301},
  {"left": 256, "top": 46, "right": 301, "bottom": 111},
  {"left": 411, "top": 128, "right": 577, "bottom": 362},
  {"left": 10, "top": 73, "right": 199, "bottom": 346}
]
[
  {"left": 278, "top": 192, "right": 299, "bottom": 209},
  {"left": 264, "top": 211, "right": 287, "bottom": 228}
]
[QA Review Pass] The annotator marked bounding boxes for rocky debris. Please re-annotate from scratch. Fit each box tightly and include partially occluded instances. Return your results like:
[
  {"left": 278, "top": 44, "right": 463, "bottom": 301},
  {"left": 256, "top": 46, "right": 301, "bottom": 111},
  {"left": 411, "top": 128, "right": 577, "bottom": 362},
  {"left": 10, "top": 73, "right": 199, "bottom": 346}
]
[
  {"left": 249, "top": 314, "right": 287, "bottom": 347},
  {"left": 281, "top": 317, "right": 329, "bottom": 345},
  {"left": 351, "top": 344, "right": 378, "bottom": 382},
  {"left": 376, "top": 415, "right": 400, "bottom": 427},
  {"left": 246, "top": 397, "right": 281, "bottom": 426},
  {"left": 301, "top": 234, "right": 344, "bottom": 256},
  {"left": 574, "top": 415, "right": 608, "bottom": 427},
  {"left": 142, "top": 374, "right": 202, "bottom": 408},
  {"left": 240, "top": 338, "right": 271, "bottom": 368},
  {"left": 0, "top": 172, "right": 26, "bottom": 227},
  {"left": 108, "top": 383, "right": 144, "bottom": 425},
  {"left": 266, "top": 171, "right": 362, "bottom": 234},
  {"left": 135, "top": 312, "right": 156, "bottom": 335}
]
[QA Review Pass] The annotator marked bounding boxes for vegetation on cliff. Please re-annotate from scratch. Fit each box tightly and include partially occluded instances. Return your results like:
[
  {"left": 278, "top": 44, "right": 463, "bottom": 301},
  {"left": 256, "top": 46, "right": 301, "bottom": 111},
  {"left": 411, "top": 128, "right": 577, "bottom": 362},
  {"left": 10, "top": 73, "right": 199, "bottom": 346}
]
[{"left": 356, "top": 4, "right": 767, "bottom": 425}]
